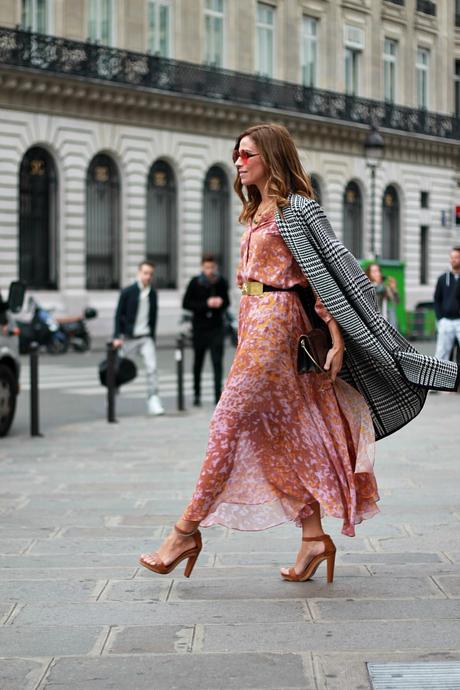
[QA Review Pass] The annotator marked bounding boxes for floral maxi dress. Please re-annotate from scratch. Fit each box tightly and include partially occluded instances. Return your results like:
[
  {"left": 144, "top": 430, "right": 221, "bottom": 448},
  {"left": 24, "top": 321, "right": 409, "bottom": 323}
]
[{"left": 182, "top": 213, "right": 380, "bottom": 536}]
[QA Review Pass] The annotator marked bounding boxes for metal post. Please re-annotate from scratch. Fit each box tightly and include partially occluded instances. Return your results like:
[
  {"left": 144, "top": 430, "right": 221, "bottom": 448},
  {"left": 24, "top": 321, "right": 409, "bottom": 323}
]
[
  {"left": 175, "top": 336, "right": 185, "bottom": 411},
  {"left": 30, "top": 341, "right": 42, "bottom": 437},
  {"left": 370, "top": 163, "right": 376, "bottom": 258},
  {"left": 106, "top": 341, "right": 117, "bottom": 423}
]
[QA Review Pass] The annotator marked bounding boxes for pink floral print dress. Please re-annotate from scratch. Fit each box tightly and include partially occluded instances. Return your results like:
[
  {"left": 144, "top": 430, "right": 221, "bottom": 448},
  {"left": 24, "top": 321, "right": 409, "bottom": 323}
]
[{"left": 182, "top": 212, "right": 379, "bottom": 536}]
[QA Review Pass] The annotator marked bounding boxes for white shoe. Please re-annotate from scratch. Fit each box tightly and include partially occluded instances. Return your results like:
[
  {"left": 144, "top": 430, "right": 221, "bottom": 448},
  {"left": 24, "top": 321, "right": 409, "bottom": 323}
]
[{"left": 147, "top": 395, "right": 165, "bottom": 416}]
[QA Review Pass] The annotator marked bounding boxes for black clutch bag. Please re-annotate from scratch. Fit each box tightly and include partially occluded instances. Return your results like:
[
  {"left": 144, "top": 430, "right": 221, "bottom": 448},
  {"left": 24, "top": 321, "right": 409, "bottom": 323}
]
[{"left": 297, "top": 329, "right": 331, "bottom": 374}]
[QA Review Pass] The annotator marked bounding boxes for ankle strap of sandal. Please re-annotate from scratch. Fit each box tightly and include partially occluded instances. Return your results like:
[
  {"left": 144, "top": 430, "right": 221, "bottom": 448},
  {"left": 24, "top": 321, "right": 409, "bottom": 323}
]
[
  {"left": 175, "top": 523, "right": 199, "bottom": 537},
  {"left": 302, "top": 534, "right": 331, "bottom": 542}
]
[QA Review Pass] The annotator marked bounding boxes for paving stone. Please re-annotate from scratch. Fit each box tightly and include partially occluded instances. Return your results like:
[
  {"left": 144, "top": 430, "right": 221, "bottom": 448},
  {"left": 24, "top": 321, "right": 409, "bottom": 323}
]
[
  {"left": 169, "top": 575, "right": 437, "bottom": 602},
  {"left": 104, "top": 624, "right": 194, "bottom": 654},
  {"left": 0, "top": 626, "right": 105, "bottom": 656},
  {"left": 376, "top": 536, "right": 460, "bottom": 551},
  {"left": 0, "top": 579, "right": 102, "bottom": 603},
  {"left": 0, "top": 602, "right": 13, "bottom": 622},
  {"left": 0, "top": 567, "right": 137, "bottom": 580},
  {"left": 201, "top": 619, "right": 460, "bottom": 653},
  {"left": 134, "top": 564, "right": 370, "bottom": 579},
  {"left": 0, "top": 539, "right": 35, "bottom": 554},
  {"left": 42, "top": 652, "right": 313, "bottom": 689},
  {"left": 313, "top": 651, "right": 460, "bottom": 690},
  {"left": 13, "top": 599, "right": 307, "bottom": 626},
  {"left": 0, "top": 658, "right": 50, "bottom": 690},
  {"left": 101, "top": 580, "right": 171, "bottom": 602},
  {"left": 366, "top": 561, "right": 460, "bottom": 575},
  {"left": 60, "top": 526, "right": 166, "bottom": 538},
  {"left": 339, "top": 551, "right": 444, "bottom": 564},
  {"left": 310, "top": 598, "right": 460, "bottom": 621},
  {"left": 434, "top": 575, "right": 460, "bottom": 597},
  {"left": 28, "top": 537, "right": 169, "bottom": 555},
  {"left": 0, "top": 554, "right": 152, "bottom": 569},
  {"left": 206, "top": 536, "right": 372, "bottom": 553}
]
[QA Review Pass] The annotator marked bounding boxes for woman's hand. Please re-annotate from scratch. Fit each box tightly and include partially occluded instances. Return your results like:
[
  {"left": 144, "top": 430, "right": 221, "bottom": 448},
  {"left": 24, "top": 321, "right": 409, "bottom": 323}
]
[{"left": 323, "top": 346, "right": 344, "bottom": 382}]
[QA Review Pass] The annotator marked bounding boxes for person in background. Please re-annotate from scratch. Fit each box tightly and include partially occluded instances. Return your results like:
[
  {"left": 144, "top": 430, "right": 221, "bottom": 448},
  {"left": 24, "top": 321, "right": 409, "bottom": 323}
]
[
  {"left": 365, "top": 263, "right": 400, "bottom": 329},
  {"left": 434, "top": 247, "right": 460, "bottom": 361},
  {"left": 112, "top": 260, "right": 164, "bottom": 416},
  {"left": 182, "top": 254, "right": 230, "bottom": 406}
]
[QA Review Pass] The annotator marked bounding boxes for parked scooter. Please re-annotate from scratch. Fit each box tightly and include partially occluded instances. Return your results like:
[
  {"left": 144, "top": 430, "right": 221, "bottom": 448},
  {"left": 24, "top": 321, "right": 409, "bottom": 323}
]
[
  {"left": 16, "top": 296, "right": 68, "bottom": 354},
  {"left": 56, "top": 307, "right": 97, "bottom": 352}
]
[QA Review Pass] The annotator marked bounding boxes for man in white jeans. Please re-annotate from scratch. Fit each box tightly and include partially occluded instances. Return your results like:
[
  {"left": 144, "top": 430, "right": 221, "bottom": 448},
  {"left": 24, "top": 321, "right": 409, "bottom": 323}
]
[
  {"left": 434, "top": 247, "right": 460, "bottom": 361},
  {"left": 113, "top": 261, "right": 164, "bottom": 416}
]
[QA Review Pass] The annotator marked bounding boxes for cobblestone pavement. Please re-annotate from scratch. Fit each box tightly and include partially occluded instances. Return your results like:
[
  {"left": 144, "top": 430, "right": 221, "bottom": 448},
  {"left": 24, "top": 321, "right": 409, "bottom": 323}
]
[{"left": 1, "top": 392, "right": 459, "bottom": 689}]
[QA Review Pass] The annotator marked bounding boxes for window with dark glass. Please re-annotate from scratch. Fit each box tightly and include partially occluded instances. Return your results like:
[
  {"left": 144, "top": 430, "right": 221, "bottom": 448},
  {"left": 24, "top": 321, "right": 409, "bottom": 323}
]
[
  {"left": 342, "top": 181, "right": 363, "bottom": 258},
  {"left": 420, "top": 190, "right": 429, "bottom": 208},
  {"left": 420, "top": 226, "right": 429, "bottom": 284},
  {"left": 86, "top": 154, "right": 120, "bottom": 290},
  {"left": 454, "top": 60, "right": 460, "bottom": 117},
  {"left": 146, "top": 160, "right": 177, "bottom": 289},
  {"left": 310, "top": 174, "right": 322, "bottom": 206},
  {"left": 381, "top": 185, "right": 400, "bottom": 260},
  {"left": 202, "top": 166, "right": 230, "bottom": 278},
  {"left": 19, "top": 147, "right": 58, "bottom": 289}
]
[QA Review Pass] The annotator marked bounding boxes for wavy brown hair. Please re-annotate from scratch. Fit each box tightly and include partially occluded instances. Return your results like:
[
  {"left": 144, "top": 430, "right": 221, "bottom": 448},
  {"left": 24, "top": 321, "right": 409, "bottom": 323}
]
[{"left": 233, "top": 123, "right": 314, "bottom": 224}]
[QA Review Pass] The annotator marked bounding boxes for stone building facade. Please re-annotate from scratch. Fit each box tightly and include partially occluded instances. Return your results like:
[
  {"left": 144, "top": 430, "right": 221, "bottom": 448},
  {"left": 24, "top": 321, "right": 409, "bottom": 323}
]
[{"left": 0, "top": 0, "right": 459, "bottom": 336}]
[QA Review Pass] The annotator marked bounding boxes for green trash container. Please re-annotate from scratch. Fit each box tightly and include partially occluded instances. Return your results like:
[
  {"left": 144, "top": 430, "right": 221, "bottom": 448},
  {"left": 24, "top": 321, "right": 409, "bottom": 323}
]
[{"left": 360, "top": 259, "right": 406, "bottom": 335}]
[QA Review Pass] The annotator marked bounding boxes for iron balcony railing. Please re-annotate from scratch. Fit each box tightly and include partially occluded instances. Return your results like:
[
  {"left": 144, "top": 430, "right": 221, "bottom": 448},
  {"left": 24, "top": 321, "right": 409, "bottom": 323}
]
[
  {"left": 0, "top": 26, "right": 457, "bottom": 140},
  {"left": 416, "top": 0, "right": 436, "bottom": 16}
]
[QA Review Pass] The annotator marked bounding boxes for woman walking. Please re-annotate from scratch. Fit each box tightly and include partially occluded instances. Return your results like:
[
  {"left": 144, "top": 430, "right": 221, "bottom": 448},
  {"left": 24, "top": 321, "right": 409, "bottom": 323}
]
[{"left": 139, "top": 124, "right": 459, "bottom": 583}]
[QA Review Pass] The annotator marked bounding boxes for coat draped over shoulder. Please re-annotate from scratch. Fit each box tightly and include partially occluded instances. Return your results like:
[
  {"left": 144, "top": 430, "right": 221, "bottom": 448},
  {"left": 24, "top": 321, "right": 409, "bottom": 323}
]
[{"left": 276, "top": 194, "right": 460, "bottom": 440}]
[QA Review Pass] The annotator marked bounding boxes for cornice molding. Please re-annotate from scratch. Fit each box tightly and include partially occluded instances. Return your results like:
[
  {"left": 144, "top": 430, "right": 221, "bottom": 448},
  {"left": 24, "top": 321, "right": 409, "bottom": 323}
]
[{"left": 0, "top": 66, "right": 458, "bottom": 169}]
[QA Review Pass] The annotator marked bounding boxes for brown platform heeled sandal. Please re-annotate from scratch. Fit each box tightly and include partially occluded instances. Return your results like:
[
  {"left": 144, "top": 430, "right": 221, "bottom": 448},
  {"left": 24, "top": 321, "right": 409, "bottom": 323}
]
[
  {"left": 139, "top": 524, "right": 202, "bottom": 578},
  {"left": 281, "top": 534, "right": 336, "bottom": 583}
]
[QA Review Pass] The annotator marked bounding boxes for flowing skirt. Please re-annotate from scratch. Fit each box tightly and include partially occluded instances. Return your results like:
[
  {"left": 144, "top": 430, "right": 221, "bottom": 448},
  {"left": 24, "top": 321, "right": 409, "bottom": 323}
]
[{"left": 183, "top": 291, "right": 379, "bottom": 536}]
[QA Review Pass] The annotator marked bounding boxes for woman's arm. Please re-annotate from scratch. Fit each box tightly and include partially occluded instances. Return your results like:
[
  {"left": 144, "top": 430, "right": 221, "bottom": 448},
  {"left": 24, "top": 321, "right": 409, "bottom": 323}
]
[{"left": 314, "top": 297, "right": 345, "bottom": 381}]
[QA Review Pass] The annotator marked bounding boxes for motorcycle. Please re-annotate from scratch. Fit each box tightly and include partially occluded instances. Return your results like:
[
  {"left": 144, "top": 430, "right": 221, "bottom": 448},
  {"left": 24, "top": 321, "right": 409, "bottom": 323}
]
[
  {"left": 16, "top": 296, "right": 69, "bottom": 354},
  {"left": 56, "top": 307, "right": 97, "bottom": 352}
]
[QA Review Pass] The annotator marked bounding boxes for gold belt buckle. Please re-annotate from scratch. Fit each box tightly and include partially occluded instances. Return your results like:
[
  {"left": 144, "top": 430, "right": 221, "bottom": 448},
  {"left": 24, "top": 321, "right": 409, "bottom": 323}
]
[{"left": 241, "top": 281, "right": 264, "bottom": 296}]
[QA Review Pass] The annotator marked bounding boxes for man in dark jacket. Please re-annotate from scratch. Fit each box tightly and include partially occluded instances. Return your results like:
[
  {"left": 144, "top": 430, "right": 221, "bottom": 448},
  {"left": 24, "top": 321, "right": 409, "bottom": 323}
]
[
  {"left": 434, "top": 247, "right": 460, "bottom": 361},
  {"left": 183, "top": 254, "right": 230, "bottom": 406},
  {"left": 113, "top": 260, "right": 164, "bottom": 415}
]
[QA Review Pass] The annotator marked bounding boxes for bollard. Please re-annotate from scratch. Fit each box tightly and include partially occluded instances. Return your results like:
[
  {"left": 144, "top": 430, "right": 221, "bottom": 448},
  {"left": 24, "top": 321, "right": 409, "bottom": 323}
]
[
  {"left": 175, "top": 336, "right": 185, "bottom": 411},
  {"left": 106, "top": 341, "right": 117, "bottom": 423},
  {"left": 29, "top": 341, "right": 42, "bottom": 437}
]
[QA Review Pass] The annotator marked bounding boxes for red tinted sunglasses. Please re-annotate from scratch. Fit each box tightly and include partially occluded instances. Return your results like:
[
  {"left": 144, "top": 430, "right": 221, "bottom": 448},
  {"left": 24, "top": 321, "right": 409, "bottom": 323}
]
[{"left": 232, "top": 149, "right": 260, "bottom": 165}]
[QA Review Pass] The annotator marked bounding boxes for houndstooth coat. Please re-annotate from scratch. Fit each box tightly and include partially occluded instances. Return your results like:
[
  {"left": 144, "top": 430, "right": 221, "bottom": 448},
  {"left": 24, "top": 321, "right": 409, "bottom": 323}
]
[{"left": 276, "top": 194, "right": 460, "bottom": 441}]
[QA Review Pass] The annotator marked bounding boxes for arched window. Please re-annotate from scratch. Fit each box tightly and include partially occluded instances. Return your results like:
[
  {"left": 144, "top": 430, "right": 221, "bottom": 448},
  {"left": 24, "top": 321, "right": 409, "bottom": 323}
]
[
  {"left": 19, "top": 147, "right": 58, "bottom": 289},
  {"left": 86, "top": 154, "right": 120, "bottom": 289},
  {"left": 310, "top": 174, "right": 322, "bottom": 206},
  {"left": 202, "top": 166, "right": 230, "bottom": 278},
  {"left": 342, "top": 181, "right": 363, "bottom": 258},
  {"left": 381, "top": 185, "right": 400, "bottom": 260},
  {"left": 146, "top": 160, "right": 177, "bottom": 289}
]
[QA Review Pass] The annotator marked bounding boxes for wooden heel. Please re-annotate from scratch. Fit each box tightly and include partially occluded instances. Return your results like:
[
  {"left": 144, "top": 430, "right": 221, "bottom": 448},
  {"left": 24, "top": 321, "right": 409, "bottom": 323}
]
[
  {"left": 184, "top": 553, "right": 199, "bottom": 578},
  {"left": 326, "top": 552, "right": 336, "bottom": 583}
]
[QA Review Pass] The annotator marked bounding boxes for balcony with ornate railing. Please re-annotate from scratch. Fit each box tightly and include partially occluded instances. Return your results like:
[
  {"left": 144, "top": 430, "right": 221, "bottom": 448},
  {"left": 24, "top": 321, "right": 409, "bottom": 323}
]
[
  {"left": 0, "top": 26, "right": 457, "bottom": 140},
  {"left": 416, "top": 0, "right": 436, "bottom": 16}
]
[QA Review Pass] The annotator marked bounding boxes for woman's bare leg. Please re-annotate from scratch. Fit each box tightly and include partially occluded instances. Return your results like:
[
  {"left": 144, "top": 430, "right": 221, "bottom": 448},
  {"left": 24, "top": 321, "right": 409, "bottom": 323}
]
[
  {"left": 280, "top": 502, "right": 326, "bottom": 576},
  {"left": 140, "top": 517, "right": 201, "bottom": 567}
]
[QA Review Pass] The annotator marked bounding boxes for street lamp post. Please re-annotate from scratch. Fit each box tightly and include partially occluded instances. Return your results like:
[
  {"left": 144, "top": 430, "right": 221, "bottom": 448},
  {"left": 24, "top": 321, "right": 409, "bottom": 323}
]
[{"left": 364, "top": 126, "right": 385, "bottom": 258}]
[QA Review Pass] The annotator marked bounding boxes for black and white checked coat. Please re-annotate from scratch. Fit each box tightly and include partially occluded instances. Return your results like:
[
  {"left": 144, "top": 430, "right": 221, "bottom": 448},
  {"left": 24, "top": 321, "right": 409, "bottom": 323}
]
[{"left": 276, "top": 194, "right": 460, "bottom": 441}]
